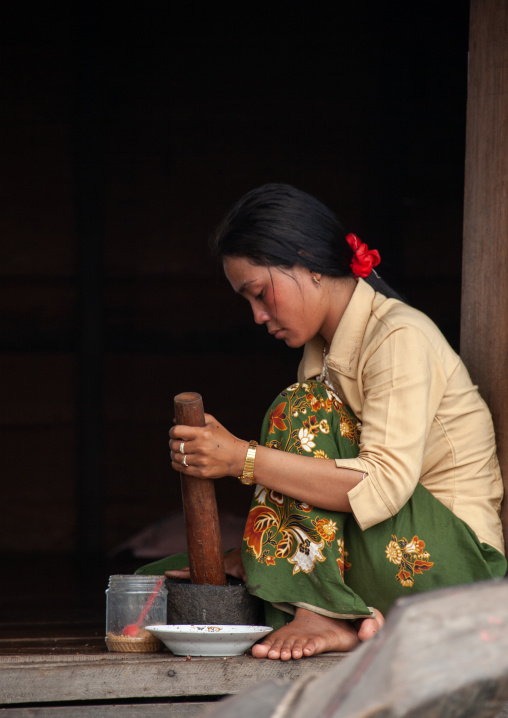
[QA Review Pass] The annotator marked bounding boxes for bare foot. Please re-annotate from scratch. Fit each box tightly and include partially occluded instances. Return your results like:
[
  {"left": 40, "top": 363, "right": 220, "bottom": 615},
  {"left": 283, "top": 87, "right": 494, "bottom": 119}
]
[
  {"left": 252, "top": 607, "right": 360, "bottom": 661},
  {"left": 354, "top": 608, "right": 385, "bottom": 642},
  {"left": 252, "top": 607, "right": 385, "bottom": 660}
]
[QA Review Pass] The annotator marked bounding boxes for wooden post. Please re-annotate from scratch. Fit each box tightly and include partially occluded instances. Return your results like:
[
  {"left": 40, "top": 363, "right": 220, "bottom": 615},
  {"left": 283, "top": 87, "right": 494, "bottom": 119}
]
[
  {"left": 461, "top": 1, "right": 508, "bottom": 548},
  {"left": 174, "top": 392, "right": 226, "bottom": 586}
]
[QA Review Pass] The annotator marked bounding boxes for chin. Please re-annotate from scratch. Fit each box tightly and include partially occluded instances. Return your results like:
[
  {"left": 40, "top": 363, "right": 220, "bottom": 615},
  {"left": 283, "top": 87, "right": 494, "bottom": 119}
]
[{"left": 284, "top": 336, "right": 305, "bottom": 349}]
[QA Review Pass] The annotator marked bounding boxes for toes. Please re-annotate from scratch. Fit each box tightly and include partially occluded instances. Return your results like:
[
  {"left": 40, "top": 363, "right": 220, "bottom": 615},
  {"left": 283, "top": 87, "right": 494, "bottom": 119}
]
[
  {"left": 253, "top": 612, "right": 366, "bottom": 660},
  {"left": 278, "top": 648, "right": 292, "bottom": 661},
  {"left": 252, "top": 636, "right": 305, "bottom": 661},
  {"left": 290, "top": 642, "right": 304, "bottom": 659},
  {"left": 276, "top": 637, "right": 311, "bottom": 660},
  {"left": 357, "top": 608, "right": 385, "bottom": 642},
  {"left": 282, "top": 638, "right": 304, "bottom": 660},
  {"left": 373, "top": 608, "right": 385, "bottom": 628},
  {"left": 251, "top": 635, "right": 288, "bottom": 660},
  {"left": 252, "top": 643, "right": 270, "bottom": 658},
  {"left": 267, "top": 639, "right": 285, "bottom": 660},
  {"left": 302, "top": 638, "right": 317, "bottom": 656}
]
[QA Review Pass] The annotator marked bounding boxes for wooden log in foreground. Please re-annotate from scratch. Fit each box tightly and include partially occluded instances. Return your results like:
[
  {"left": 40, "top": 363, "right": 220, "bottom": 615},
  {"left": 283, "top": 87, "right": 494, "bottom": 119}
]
[
  {"left": 206, "top": 579, "right": 508, "bottom": 718},
  {"left": 174, "top": 392, "right": 226, "bottom": 586}
]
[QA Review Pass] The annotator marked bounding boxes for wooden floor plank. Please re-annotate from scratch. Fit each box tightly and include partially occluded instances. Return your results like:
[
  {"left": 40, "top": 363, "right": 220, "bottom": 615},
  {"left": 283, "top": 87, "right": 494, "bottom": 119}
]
[
  {"left": 0, "top": 703, "right": 211, "bottom": 717},
  {"left": 0, "top": 652, "right": 345, "bottom": 705}
]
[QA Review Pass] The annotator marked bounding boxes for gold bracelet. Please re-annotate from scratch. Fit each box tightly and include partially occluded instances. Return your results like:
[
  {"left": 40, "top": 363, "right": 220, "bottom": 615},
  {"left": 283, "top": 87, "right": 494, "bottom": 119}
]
[{"left": 238, "top": 440, "right": 258, "bottom": 485}]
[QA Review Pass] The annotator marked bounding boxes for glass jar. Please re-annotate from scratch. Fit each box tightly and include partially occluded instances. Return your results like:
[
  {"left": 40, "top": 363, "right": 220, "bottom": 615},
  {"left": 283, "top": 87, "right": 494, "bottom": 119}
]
[{"left": 105, "top": 575, "right": 167, "bottom": 653}]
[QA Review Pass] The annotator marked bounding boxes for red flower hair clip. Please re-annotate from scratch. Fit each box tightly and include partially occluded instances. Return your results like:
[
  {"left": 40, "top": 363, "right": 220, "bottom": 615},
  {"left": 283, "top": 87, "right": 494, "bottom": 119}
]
[{"left": 346, "top": 233, "right": 381, "bottom": 278}]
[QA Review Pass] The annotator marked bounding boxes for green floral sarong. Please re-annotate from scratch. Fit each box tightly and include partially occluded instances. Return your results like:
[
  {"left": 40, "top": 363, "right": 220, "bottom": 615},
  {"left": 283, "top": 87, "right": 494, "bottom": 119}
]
[
  {"left": 242, "top": 380, "right": 507, "bottom": 626},
  {"left": 136, "top": 379, "right": 507, "bottom": 628}
]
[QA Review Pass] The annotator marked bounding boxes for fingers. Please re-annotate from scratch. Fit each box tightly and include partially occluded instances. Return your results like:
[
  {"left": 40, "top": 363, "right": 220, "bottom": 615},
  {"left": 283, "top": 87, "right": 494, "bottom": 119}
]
[
  {"left": 169, "top": 414, "right": 217, "bottom": 442},
  {"left": 165, "top": 568, "right": 191, "bottom": 579},
  {"left": 166, "top": 554, "right": 246, "bottom": 583},
  {"left": 223, "top": 547, "right": 247, "bottom": 582},
  {"left": 170, "top": 451, "right": 192, "bottom": 473},
  {"left": 168, "top": 414, "right": 235, "bottom": 479},
  {"left": 168, "top": 420, "right": 213, "bottom": 458},
  {"left": 168, "top": 425, "right": 195, "bottom": 447},
  {"left": 230, "top": 571, "right": 247, "bottom": 583},
  {"left": 168, "top": 425, "right": 196, "bottom": 472},
  {"left": 170, "top": 445, "right": 213, "bottom": 478},
  {"left": 169, "top": 420, "right": 210, "bottom": 473},
  {"left": 203, "top": 413, "right": 222, "bottom": 429},
  {"left": 224, "top": 563, "right": 247, "bottom": 582}
]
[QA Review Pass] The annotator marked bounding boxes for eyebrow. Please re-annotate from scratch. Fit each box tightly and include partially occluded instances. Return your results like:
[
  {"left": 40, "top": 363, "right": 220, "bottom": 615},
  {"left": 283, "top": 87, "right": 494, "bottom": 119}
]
[{"left": 238, "top": 279, "right": 257, "bottom": 295}]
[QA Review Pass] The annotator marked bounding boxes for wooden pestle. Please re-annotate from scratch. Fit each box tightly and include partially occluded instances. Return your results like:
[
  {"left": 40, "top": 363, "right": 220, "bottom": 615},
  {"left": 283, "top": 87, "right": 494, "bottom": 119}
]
[{"left": 174, "top": 392, "right": 226, "bottom": 586}]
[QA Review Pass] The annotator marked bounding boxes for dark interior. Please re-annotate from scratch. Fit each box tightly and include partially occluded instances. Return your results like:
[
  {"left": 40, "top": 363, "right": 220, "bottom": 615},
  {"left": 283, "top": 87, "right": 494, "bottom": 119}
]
[{"left": 0, "top": 3, "right": 469, "bottom": 626}]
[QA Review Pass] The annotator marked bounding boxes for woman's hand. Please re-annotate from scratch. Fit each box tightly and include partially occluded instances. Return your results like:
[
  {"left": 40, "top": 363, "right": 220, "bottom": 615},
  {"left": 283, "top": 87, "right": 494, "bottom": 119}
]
[
  {"left": 165, "top": 548, "right": 247, "bottom": 583},
  {"left": 169, "top": 413, "right": 248, "bottom": 480},
  {"left": 223, "top": 547, "right": 247, "bottom": 581}
]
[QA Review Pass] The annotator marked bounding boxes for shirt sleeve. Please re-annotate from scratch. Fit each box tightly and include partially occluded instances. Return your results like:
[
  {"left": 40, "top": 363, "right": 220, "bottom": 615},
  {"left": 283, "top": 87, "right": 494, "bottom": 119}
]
[{"left": 335, "top": 324, "right": 447, "bottom": 530}]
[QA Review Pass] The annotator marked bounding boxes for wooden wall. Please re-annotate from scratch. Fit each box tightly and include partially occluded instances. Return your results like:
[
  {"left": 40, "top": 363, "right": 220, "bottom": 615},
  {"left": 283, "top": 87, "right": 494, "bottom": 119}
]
[
  {"left": 0, "top": 4, "right": 470, "bottom": 559},
  {"left": 461, "top": 0, "right": 508, "bottom": 549}
]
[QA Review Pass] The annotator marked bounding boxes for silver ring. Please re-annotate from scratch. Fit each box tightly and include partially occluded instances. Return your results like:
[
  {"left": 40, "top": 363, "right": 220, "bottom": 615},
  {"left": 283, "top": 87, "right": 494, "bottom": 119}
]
[
  {"left": 179, "top": 441, "right": 185, "bottom": 454},
  {"left": 182, "top": 455, "right": 188, "bottom": 467}
]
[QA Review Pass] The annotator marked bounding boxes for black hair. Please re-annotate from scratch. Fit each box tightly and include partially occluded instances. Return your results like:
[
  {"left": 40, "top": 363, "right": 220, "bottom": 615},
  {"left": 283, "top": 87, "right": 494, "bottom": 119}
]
[{"left": 210, "top": 183, "right": 402, "bottom": 300}]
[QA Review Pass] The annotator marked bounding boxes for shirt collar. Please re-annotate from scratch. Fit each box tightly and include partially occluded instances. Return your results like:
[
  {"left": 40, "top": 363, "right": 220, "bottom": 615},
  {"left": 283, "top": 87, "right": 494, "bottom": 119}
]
[{"left": 300, "top": 278, "right": 376, "bottom": 380}]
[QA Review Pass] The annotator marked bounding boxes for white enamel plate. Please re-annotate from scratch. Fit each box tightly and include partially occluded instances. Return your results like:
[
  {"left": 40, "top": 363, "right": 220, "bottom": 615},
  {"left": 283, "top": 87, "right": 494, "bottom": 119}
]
[{"left": 145, "top": 624, "right": 273, "bottom": 656}]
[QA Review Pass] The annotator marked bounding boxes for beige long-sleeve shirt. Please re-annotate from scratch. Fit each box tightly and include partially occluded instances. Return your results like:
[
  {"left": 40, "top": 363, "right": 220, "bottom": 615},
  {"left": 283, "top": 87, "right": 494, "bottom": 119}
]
[{"left": 298, "top": 279, "right": 505, "bottom": 554}]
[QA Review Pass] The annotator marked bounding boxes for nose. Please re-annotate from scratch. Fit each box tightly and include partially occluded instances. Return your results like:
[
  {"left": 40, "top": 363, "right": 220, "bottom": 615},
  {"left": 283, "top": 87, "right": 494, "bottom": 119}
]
[{"left": 252, "top": 304, "right": 270, "bottom": 325}]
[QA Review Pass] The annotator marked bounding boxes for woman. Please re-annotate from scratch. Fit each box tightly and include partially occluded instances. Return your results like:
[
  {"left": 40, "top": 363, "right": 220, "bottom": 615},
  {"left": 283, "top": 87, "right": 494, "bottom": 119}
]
[{"left": 164, "top": 183, "right": 506, "bottom": 661}]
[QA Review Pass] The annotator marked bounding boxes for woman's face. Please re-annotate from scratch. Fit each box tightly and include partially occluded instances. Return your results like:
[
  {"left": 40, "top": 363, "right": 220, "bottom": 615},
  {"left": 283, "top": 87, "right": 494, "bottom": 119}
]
[{"left": 223, "top": 256, "right": 327, "bottom": 348}]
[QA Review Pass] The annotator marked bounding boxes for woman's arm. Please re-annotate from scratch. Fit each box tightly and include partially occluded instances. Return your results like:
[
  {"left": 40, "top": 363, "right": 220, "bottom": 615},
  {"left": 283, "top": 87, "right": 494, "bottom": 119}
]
[
  {"left": 169, "top": 415, "right": 363, "bottom": 512},
  {"left": 333, "top": 323, "right": 448, "bottom": 528}
]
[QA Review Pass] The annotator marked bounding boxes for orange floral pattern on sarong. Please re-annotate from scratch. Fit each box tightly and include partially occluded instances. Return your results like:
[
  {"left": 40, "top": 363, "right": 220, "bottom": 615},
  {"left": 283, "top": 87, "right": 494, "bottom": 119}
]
[
  {"left": 385, "top": 534, "right": 434, "bottom": 587},
  {"left": 337, "top": 538, "right": 351, "bottom": 580},
  {"left": 268, "top": 402, "right": 288, "bottom": 434},
  {"left": 243, "top": 380, "right": 360, "bottom": 576}
]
